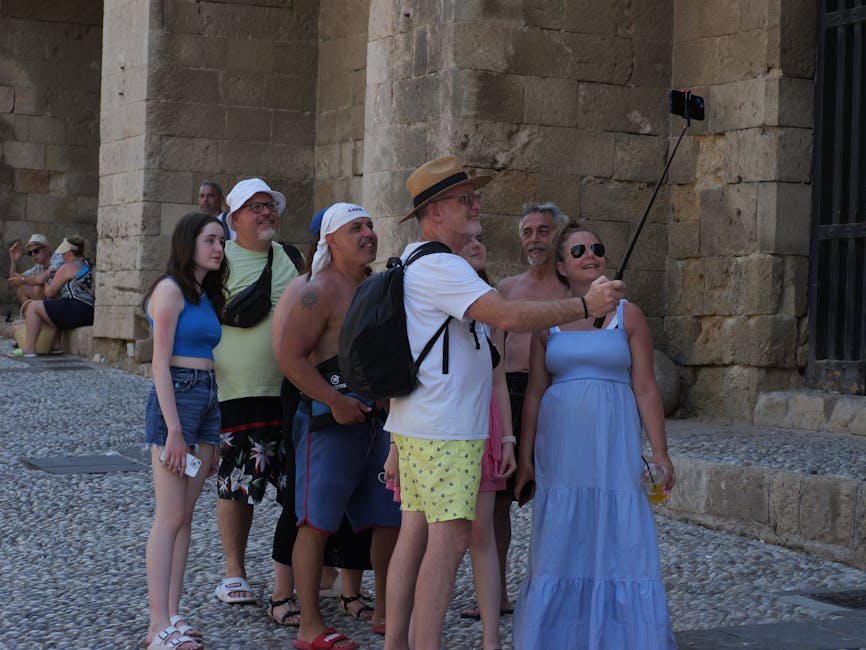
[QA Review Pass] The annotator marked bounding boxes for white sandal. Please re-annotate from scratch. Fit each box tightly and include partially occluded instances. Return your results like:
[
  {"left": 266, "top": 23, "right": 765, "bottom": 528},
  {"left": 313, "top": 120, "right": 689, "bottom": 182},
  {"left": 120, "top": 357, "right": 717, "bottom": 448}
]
[
  {"left": 169, "top": 614, "right": 203, "bottom": 640},
  {"left": 214, "top": 576, "right": 257, "bottom": 604},
  {"left": 145, "top": 624, "right": 201, "bottom": 650}
]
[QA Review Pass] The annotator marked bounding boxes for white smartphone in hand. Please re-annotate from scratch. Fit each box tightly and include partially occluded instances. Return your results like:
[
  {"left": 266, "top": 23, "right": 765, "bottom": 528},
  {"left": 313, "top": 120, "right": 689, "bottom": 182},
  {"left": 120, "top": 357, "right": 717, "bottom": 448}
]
[{"left": 159, "top": 450, "right": 202, "bottom": 478}]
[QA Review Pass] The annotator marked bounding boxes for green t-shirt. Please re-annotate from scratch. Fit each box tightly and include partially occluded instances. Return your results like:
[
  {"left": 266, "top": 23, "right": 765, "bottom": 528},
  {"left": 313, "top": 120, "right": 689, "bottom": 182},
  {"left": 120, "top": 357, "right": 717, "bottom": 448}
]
[{"left": 214, "top": 240, "right": 298, "bottom": 402}]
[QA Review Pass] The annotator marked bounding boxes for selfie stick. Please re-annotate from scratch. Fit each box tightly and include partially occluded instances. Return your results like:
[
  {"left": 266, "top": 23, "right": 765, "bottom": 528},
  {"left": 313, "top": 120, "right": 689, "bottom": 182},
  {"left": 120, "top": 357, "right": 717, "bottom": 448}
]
[{"left": 592, "top": 98, "right": 693, "bottom": 329}]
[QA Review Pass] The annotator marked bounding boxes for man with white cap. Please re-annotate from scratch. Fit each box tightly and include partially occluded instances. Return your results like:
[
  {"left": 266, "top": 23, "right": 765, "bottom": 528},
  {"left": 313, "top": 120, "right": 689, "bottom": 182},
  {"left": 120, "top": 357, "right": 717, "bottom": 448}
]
[
  {"left": 278, "top": 202, "right": 400, "bottom": 650},
  {"left": 7, "top": 234, "right": 64, "bottom": 304},
  {"left": 382, "top": 156, "right": 624, "bottom": 650},
  {"left": 212, "top": 178, "right": 299, "bottom": 605}
]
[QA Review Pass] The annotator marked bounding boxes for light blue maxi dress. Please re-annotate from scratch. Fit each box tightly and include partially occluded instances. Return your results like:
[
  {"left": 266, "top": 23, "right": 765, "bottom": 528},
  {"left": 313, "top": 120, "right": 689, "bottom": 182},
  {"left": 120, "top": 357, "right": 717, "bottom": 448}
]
[{"left": 513, "top": 300, "right": 677, "bottom": 650}]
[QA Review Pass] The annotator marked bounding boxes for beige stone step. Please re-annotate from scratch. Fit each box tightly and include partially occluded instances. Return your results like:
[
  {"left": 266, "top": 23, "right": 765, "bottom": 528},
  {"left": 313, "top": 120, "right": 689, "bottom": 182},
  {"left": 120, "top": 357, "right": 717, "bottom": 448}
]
[
  {"left": 662, "top": 457, "right": 866, "bottom": 570},
  {"left": 755, "top": 390, "right": 866, "bottom": 436}
]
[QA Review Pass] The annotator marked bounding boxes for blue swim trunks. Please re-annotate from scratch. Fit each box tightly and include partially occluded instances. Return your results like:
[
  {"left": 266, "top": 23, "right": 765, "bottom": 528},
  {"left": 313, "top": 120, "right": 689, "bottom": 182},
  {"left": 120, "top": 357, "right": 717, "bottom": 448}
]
[{"left": 293, "top": 402, "right": 401, "bottom": 533}]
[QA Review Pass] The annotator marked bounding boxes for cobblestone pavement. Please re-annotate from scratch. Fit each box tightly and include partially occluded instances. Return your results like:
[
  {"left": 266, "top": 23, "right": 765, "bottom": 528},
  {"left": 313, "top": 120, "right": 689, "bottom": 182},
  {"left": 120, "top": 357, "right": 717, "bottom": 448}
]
[{"left": 3, "top": 339, "right": 866, "bottom": 649}]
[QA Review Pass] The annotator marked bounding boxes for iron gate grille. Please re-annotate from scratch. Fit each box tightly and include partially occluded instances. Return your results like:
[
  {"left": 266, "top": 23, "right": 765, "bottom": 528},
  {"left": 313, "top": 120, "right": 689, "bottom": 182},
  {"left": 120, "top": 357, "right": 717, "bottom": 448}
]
[{"left": 807, "top": 0, "right": 866, "bottom": 393}]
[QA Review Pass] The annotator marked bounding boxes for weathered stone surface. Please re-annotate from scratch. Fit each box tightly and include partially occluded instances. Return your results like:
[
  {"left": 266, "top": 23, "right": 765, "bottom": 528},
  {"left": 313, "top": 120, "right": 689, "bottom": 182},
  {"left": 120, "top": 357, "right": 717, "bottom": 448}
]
[
  {"left": 799, "top": 476, "right": 859, "bottom": 547},
  {"left": 613, "top": 133, "right": 668, "bottom": 183},
  {"left": 539, "top": 127, "right": 616, "bottom": 177},
  {"left": 655, "top": 348, "right": 682, "bottom": 415},
  {"left": 687, "top": 366, "right": 798, "bottom": 421},
  {"left": 704, "top": 254, "right": 784, "bottom": 316},
  {"left": 14, "top": 168, "right": 49, "bottom": 194},
  {"left": 664, "top": 459, "right": 708, "bottom": 513},
  {"left": 580, "top": 84, "right": 669, "bottom": 135},
  {"left": 725, "top": 127, "right": 812, "bottom": 183},
  {"left": 769, "top": 471, "right": 801, "bottom": 536},
  {"left": 756, "top": 182, "right": 810, "bottom": 255},
  {"left": 716, "top": 29, "right": 769, "bottom": 84},
  {"left": 707, "top": 464, "right": 770, "bottom": 524},
  {"left": 699, "top": 183, "right": 758, "bottom": 256}
]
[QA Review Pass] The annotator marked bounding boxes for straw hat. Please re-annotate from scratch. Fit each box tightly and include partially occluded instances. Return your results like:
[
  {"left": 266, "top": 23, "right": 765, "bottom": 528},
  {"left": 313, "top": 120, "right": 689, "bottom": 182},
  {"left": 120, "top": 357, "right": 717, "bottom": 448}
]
[{"left": 402, "top": 156, "right": 491, "bottom": 222}]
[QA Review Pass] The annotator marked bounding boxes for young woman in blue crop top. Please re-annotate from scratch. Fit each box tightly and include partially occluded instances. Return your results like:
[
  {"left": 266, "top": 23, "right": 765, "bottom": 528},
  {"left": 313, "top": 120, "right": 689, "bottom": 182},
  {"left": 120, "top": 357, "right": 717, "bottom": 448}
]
[{"left": 142, "top": 212, "right": 227, "bottom": 650}]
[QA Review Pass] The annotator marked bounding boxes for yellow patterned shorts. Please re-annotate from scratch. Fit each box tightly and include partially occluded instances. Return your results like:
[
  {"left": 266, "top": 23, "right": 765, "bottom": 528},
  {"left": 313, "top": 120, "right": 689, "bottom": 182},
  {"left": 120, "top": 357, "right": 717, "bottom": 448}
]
[{"left": 392, "top": 434, "right": 484, "bottom": 523}]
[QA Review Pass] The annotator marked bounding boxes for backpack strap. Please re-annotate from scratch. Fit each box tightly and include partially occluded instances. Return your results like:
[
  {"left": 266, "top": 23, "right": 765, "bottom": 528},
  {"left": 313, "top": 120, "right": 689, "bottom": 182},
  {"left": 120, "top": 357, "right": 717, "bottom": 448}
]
[
  {"left": 279, "top": 242, "right": 306, "bottom": 274},
  {"left": 404, "top": 241, "right": 454, "bottom": 375}
]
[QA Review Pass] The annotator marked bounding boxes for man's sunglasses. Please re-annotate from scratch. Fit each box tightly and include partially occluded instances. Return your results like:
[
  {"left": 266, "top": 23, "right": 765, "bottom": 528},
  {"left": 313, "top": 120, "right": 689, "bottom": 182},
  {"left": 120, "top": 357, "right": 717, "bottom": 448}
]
[
  {"left": 26, "top": 247, "right": 44, "bottom": 257},
  {"left": 570, "top": 243, "right": 605, "bottom": 259}
]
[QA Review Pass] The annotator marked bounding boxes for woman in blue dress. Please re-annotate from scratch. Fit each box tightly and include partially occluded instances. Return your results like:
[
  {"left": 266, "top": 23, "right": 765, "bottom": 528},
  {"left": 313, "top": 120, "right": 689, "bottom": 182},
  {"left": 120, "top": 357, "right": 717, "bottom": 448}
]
[{"left": 512, "top": 222, "right": 677, "bottom": 650}]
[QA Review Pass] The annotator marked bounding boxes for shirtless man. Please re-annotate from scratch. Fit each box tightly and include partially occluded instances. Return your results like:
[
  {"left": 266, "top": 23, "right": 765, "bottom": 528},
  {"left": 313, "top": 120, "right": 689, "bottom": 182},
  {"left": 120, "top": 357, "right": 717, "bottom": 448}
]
[
  {"left": 491, "top": 202, "right": 569, "bottom": 612},
  {"left": 279, "top": 202, "right": 400, "bottom": 650}
]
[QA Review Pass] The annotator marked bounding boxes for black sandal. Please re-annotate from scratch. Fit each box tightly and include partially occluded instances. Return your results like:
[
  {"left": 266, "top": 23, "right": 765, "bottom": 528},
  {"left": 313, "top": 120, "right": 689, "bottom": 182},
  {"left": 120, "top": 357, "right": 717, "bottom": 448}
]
[
  {"left": 268, "top": 595, "right": 301, "bottom": 627},
  {"left": 338, "top": 594, "right": 374, "bottom": 621}
]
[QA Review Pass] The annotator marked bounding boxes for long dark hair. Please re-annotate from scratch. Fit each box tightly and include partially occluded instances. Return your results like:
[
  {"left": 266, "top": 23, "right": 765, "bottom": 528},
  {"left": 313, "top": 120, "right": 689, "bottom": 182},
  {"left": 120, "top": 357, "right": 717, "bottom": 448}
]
[{"left": 144, "top": 212, "right": 229, "bottom": 320}]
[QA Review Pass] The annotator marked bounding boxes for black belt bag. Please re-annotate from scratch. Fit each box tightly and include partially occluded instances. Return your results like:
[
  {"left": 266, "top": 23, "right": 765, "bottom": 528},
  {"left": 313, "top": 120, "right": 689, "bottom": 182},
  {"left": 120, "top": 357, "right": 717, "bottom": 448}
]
[{"left": 224, "top": 247, "right": 273, "bottom": 327}]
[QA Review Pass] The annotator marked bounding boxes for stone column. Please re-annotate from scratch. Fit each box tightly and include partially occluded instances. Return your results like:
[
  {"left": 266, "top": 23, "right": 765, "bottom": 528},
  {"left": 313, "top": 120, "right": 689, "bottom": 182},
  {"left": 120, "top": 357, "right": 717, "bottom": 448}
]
[
  {"left": 97, "top": 0, "right": 156, "bottom": 349},
  {"left": 97, "top": 0, "right": 319, "bottom": 360},
  {"left": 665, "top": 0, "right": 815, "bottom": 419}
]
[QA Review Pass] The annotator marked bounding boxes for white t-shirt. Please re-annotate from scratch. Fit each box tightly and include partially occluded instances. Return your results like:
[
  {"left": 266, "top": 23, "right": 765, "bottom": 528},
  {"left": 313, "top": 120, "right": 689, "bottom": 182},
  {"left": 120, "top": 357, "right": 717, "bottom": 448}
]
[{"left": 385, "top": 242, "right": 495, "bottom": 441}]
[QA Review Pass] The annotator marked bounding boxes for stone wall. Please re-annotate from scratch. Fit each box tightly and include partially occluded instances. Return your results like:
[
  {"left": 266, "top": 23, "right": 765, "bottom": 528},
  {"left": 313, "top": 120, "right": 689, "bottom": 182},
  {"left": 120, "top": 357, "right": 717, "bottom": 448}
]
[
  {"left": 365, "top": 1, "right": 673, "bottom": 339},
  {"left": 0, "top": 1, "right": 102, "bottom": 318},
  {"left": 664, "top": 0, "right": 815, "bottom": 419},
  {"left": 97, "top": 0, "right": 319, "bottom": 346},
  {"left": 1, "top": 0, "right": 821, "bottom": 420},
  {"left": 314, "top": 0, "right": 370, "bottom": 218}
]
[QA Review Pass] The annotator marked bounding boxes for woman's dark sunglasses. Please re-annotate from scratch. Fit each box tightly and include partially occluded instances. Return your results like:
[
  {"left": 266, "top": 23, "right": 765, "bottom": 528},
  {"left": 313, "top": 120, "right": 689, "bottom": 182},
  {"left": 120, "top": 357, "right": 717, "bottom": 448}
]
[{"left": 570, "top": 243, "right": 605, "bottom": 259}]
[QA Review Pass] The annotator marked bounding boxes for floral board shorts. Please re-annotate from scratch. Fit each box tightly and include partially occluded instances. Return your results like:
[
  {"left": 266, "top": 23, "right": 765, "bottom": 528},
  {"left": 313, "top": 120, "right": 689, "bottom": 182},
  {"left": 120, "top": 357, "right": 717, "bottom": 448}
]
[
  {"left": 217, "top": 396, "right": 288, "bottom": 505},
  {"left": 392, "top": 434, "right": 484, "bottom": 523}
]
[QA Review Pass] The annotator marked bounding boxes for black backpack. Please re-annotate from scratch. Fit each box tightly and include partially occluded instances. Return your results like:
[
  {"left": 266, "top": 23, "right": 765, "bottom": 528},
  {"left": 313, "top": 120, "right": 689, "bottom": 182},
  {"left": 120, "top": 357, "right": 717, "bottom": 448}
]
[{"left": 339, "top": 241, "right": 453, "bottom": 400}]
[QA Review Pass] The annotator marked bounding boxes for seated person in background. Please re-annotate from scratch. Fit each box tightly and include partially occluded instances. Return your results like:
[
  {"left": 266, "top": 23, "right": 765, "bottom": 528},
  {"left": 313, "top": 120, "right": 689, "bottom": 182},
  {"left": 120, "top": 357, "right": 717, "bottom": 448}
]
[
  {"left": 17, "top": 236, "right": 94, "bottom": 357},
  {"left": 7, "top": 234, "right": 64, "bottom": 305}
]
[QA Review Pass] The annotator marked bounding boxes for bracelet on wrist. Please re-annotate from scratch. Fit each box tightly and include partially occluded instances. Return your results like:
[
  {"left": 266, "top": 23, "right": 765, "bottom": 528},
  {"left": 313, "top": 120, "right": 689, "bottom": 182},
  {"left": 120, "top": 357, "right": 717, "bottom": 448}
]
[
  {"left": 501, "top": 435, "right": 516, "bottom": 444},
  {"left": 580, "top": 296, "right": 588, "bottom": 319}
]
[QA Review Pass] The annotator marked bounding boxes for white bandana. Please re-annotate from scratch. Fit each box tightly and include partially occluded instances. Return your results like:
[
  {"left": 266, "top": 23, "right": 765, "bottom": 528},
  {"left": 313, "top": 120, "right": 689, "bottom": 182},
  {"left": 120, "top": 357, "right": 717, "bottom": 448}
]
[{"left": 310, "top": 203, "right": 371, "bottom": 278}]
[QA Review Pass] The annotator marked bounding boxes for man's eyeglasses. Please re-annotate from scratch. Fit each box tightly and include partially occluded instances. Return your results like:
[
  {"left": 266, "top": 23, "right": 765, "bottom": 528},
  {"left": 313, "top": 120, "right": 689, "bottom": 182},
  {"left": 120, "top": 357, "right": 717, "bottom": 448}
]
[
  {"left": 26, "top": 247, "right": 44, "bottom": 257},
  {"left": 436, "top": 191, "right": 482, "bottom": 207},
  {"left": 243, "top": 201, "right": 279, "bottom": 214},
  {"left": 570, "top": 243, "right": 605, "bottom": 259}
]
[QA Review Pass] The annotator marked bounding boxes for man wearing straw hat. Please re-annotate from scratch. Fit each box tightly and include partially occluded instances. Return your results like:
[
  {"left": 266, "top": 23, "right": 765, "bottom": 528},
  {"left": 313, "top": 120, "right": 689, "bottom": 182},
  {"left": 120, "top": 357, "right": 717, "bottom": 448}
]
[
  {"left": 383, "top": 156, "right": 624, "bottom": 650},
  {"left": 279, "top": 202, "right": 400, "bottom": 650}
]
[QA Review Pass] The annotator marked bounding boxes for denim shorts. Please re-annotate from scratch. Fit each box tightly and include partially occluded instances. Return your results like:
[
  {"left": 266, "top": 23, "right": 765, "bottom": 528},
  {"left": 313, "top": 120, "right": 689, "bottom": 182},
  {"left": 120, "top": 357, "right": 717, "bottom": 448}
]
[{"left": 145, "top": 367, "right": 221, "bottom": 447}]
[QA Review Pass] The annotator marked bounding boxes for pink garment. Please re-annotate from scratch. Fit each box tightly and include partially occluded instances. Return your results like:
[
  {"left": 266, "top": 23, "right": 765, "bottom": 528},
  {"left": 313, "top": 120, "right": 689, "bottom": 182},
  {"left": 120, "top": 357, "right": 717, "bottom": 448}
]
[{"left": 479, "top": 391, "right": 507, "bottom": 492}]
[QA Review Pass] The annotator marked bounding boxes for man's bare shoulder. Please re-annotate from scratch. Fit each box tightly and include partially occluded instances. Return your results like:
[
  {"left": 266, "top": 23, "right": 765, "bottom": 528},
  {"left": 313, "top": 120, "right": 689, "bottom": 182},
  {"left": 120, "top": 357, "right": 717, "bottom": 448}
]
[
  {"left": 498, "top": 271, "right": 568, "bottom": 301},
  {"left": 496, "top": 272, "right": 529, "bottom": 297},
  {"left": 297, "top": 267, "right": 358, "bottom": 310}
]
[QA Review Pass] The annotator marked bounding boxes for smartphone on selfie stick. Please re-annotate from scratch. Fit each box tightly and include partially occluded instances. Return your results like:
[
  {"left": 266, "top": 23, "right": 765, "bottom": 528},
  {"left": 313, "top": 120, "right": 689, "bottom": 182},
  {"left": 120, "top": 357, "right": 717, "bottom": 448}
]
[{"left": 592, "top": 90, "right": 705, "bottom": 328}]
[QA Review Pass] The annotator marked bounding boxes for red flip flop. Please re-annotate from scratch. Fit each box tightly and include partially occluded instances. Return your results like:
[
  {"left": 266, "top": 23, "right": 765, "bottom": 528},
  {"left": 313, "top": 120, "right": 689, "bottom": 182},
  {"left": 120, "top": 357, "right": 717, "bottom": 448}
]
[
  {"left": 293, "top": 628, "right": 359, "bottom": 650},
  {"left": 372, "top": 622, "right": 386, "bottom": 635}
]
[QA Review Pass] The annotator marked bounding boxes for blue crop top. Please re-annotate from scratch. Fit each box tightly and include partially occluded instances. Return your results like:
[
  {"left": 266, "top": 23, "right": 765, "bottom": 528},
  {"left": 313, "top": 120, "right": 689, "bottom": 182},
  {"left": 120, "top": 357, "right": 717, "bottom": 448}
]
[{"left": 147, "top": 281, "right": 222, "bottom": 360}]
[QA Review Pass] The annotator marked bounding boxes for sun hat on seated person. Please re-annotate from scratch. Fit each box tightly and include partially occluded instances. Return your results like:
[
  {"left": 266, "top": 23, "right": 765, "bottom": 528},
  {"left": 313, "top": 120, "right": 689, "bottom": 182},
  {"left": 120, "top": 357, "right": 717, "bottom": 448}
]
[
  {"left": 55, "top": 238, "right": 76, "bottom": 254},
  {"left": 26, "top": 234, "right": 49, "bottom": 249},
  {"left": 402, "top": 156, "right": 491, "bottom": 222},
  {"left": 225, "top": 178, "right": 287, "bottom": 223}
]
